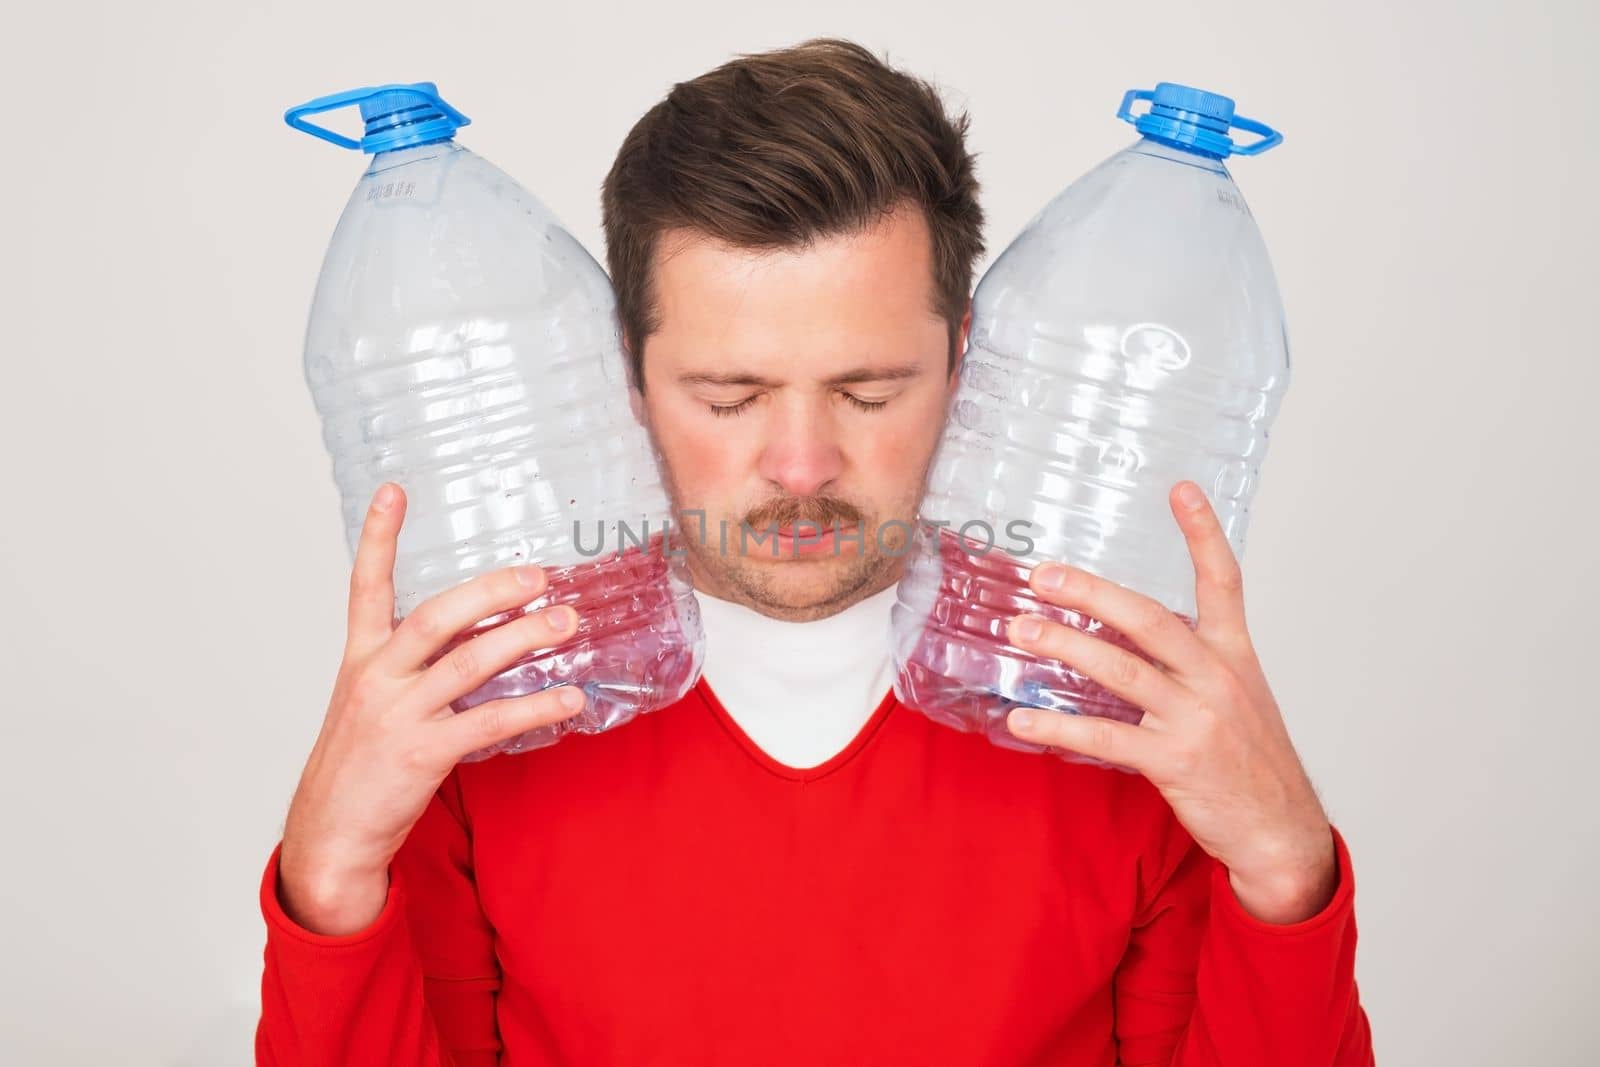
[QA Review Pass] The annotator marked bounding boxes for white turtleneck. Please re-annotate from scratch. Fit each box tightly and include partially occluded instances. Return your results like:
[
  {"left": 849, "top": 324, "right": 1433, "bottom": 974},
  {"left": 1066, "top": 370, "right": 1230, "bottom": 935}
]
[{"left": 692, "top": 583, "right": 901, "bottom": 769}]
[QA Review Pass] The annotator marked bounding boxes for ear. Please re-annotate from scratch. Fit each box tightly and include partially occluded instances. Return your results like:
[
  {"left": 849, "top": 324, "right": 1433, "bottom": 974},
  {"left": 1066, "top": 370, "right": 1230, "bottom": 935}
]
[
  {"left": 620, "top": 334, "right": 650, "bottom": 429},
  {"left": 948, "top": 300, "right": 973, "bottom": 393}
]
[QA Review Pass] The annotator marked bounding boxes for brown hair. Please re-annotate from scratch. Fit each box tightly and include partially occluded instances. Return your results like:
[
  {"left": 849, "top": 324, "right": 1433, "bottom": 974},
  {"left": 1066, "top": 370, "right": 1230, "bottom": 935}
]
[{"left": 600, "top": 37, "right": 985, "bottom": 392}]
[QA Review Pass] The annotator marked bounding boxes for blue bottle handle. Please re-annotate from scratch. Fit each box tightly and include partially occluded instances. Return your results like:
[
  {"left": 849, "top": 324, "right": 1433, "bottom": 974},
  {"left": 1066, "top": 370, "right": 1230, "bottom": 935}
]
[
  {"left": 1226, "top": 114, "right": 1282, "bottom": 156},
  {"left": 1116, "top": 89, "right": 1282, "bottom": 156},
  {"left": 284, "top": 84, "right": 471, "bottom": 151},
  {"left": 1116, "top": 88, "right": 1157, "bottom": 125}
]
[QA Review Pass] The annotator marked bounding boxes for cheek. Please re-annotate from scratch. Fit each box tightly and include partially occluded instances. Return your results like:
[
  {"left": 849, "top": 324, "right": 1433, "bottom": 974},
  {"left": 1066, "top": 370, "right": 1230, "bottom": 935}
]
[
  {"left": 651, "top": 407, "right": 751, "bottom": 499},
  {"left": 853, "top": 393, "right": 949, "bottom": 497}
]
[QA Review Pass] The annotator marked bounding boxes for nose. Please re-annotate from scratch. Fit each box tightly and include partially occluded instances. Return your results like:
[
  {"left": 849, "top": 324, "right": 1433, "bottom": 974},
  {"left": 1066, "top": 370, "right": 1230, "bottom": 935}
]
[{"left": 757, "top": 397, "right": 844, "bottom": 498}]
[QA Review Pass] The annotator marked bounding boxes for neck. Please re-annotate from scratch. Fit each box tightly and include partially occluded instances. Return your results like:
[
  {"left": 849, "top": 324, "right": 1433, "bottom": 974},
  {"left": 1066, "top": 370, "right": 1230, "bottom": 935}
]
[{"left": 692, "top": 580, "right": 902, "bottom": 768}]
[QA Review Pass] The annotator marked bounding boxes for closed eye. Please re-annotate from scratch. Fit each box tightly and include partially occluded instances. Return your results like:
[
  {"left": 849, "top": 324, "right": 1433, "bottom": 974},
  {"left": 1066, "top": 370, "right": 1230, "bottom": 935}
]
[
  {"left": 709, "top": 397, "right": 759, "bottom": 418},
  {"left": 708, "top": 392, "right": 891, "bottom": 418},
  {"left": 843, "top": 393, "right": 888, "bottom": 413}
]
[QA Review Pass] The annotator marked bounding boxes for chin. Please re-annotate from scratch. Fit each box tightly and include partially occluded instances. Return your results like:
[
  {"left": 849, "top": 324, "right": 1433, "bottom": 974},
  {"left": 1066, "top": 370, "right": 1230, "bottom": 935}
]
[{"left": 702, "top": 551, "right": 892, "bottom": 618}]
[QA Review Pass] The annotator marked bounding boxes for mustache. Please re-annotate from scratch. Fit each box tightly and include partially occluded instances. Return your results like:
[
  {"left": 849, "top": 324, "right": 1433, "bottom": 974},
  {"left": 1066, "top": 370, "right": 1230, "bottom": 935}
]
[{"left": 742, "top": 497, "right": 863, "bottom": 530}]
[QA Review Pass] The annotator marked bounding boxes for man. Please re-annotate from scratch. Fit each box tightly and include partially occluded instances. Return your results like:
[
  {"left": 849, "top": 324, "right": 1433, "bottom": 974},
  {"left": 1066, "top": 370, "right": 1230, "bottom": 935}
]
[{"left": 258, "top": 38, "right": 1374, "bottom": 1065}]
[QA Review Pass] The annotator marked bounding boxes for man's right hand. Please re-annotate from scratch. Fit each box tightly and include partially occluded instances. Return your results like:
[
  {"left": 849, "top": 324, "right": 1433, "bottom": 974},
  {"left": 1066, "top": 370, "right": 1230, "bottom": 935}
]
[{"left": 278, "top": 482, "right": 586, "bottom": 936}]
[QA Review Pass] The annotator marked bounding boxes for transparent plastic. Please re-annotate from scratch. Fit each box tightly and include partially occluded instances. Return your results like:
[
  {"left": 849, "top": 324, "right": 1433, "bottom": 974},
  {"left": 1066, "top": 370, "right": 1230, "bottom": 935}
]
[
  {"left": 301, "top": 138, "right": 704, "bottom": 758},
  {"left": 891, "top": 136, "right": 1289, "bottom": 759}
]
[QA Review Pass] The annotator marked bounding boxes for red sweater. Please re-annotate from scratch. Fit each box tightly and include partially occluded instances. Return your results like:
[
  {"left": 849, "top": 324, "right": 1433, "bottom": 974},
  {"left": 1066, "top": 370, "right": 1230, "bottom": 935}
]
[{"left": 257, "top": 678, "right": 1374, "bottom": 1065}]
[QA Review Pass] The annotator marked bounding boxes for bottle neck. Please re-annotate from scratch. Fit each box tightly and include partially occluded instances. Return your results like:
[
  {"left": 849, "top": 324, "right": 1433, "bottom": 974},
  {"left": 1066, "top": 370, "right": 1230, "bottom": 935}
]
[
  {"left": 1129, "top": 136, "right": 1230, "bottom": 174},
  {"left": 364, "top": 138, "right": 460, "bottom": 176}
]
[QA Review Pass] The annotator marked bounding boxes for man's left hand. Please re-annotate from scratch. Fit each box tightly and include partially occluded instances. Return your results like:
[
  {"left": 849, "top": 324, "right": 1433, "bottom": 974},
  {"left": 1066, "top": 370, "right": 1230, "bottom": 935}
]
[{"left": 1003, "top": 480, "right": 1337, "bottom": 925}]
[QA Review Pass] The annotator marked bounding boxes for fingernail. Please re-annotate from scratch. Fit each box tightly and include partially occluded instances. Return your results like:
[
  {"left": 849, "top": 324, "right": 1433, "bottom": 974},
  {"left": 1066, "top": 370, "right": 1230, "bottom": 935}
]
[
  {"left": 515, "top": 565, "right": 543, "bottom": 587},
  {"left": 1009, "top": 708, "right": 1034, "bottom": 732},
  {"left": 549, "top": 606, "right": 577, "bottom": 629},
  {"left": 1013, "top": 616, "right": 1043, "bottom": 642},
  {"left": 1034, "top": 564, "right": 1066, "bottom": 592},
  {"left": 558, "top": 687, "right": 585, "bottom": 710},
  {"left": 1178, "top": 482, "right": 1206, "bottom": 510},
  {"left": 373, "top": 484, "right": 397, "bottom": 512}
]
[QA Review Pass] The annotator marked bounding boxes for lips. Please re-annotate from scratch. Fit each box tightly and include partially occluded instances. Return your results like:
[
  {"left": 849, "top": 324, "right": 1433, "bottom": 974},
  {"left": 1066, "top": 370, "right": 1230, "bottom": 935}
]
[{"left": 776, "top": 523, "right": 855, "bottom": 536}]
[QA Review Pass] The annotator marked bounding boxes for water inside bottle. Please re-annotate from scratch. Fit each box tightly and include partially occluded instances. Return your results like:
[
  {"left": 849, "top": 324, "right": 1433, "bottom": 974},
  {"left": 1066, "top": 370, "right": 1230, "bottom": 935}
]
[
  {"left": 423, "top": 529, "right": 703, "bottom": 759},
  {"left": 892, "top": 523, "right": 1194, "bottom": 764}
]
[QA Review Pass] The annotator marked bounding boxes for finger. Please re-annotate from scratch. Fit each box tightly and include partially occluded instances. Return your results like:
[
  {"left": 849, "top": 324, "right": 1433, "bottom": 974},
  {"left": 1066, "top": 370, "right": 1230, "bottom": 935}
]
[
  {"left": 405, "top": 605, "right": 579, "bottom": 715},
  {"left": 1007, "top": 614, "right": 1194, "bottom": 725},
  {"left": 1003, "top": 704, "right": 1155, "bottom": 771},
  {"left": 1025, "top": 559, "right": 1213, "bottom": 682},
  {"left": 379, "top": 563, "right": 550, "bottom": 675},
  {"left": 346, "top": 483, "right": 406, "bottom": 659},
  {"left": 1170, "top": 481, "right": 1250, "bottom": 648},
  {"left": 433, "top": 684, "right": 587, "bottom": 763}
]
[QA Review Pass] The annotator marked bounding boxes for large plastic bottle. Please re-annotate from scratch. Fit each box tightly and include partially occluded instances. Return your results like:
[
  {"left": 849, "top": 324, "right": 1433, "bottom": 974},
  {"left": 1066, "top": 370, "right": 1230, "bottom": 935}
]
[
  {"left": 891, "top": 83, "right": 1288, "bottom": 760},
  {"left": 285, "top": 82, "right": 704, "bottom": 759}
]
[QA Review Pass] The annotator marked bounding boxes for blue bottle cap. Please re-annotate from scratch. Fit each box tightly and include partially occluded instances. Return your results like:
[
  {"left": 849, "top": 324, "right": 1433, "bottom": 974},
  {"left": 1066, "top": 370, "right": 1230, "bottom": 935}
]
[
  {"left": 1116, "top": 82, "right": 1282, "bottom": 158},
  {"left": 285, "top": 82, "right": 471, "bottom": 154}
]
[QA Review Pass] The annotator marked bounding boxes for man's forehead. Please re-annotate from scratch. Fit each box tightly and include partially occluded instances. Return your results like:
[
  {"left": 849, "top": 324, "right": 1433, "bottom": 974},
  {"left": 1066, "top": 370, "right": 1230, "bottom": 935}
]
[{"left": 643, "top": 210, "right": 945, "bottom": 384}]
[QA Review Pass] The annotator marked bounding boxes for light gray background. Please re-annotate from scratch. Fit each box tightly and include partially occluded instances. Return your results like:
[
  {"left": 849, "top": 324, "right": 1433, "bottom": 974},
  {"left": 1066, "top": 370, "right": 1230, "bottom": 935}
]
[{"left": 2, "top": 1, "right": 1594, "bottom": 1063}]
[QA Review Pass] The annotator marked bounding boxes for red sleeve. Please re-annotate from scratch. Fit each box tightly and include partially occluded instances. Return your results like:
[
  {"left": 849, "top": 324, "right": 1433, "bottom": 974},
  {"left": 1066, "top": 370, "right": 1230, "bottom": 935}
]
[
  {"left": 255, "top": 775, "right": 501, "bottom": 1067},
  {"left": 1113, "top": 824, "right": 1375, "bottom": 1066}
]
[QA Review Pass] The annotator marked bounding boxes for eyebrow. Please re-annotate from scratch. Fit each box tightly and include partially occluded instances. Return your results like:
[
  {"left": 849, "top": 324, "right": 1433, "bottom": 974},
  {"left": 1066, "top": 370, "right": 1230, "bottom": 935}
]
[{"left": 677, "top": 363, "right": 926, "bottom": 389}]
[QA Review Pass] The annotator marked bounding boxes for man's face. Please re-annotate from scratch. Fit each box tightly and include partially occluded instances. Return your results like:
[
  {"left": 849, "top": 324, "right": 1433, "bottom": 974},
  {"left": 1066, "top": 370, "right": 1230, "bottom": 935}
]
[{"left": 635, "top": 202, "right": 968, "bottom": 622}]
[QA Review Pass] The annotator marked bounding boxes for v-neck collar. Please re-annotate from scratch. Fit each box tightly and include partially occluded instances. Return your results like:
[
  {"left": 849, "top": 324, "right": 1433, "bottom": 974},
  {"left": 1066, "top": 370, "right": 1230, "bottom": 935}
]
[{"left": 695, "top": 675, "right": 899, "bottom": 783}]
